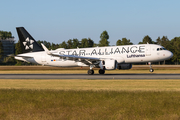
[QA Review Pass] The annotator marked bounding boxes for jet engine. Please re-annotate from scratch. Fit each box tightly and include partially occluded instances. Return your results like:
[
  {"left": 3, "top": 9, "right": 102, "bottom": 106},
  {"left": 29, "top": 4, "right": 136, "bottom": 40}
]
[
  {"left": 99, "top": 59, "right": 117, "bottom": 70},
  {"left": 117, "top": 63, "right": 132, "bottom": 70}
]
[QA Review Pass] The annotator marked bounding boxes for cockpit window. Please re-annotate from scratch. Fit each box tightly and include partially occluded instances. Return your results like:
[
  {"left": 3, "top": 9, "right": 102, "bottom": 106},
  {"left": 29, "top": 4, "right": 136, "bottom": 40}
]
[
  {"left": 157, "top": 47, "right": 166, "bottom": 51},
  {"left": 162, "top": 48, "right": 166, "bottom": 50}
]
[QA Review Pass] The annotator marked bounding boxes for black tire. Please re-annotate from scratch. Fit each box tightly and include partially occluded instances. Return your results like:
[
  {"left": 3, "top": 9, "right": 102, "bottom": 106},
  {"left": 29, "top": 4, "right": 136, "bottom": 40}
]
[
  {"left": 149, "top": 68, "right": 154, "bottom": 72},
  {"left": 99, "top": 69, "right": 105, "bottom": 74},
  {"left": 88, "top": 70, "right": 94, "bottom": 75}
]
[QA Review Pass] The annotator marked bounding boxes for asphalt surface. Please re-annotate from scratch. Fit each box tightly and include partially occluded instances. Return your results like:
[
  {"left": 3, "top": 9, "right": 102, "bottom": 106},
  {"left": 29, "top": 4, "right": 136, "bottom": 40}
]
[{"left": 0, "top": 73, "right": 180, "bottom": 79}]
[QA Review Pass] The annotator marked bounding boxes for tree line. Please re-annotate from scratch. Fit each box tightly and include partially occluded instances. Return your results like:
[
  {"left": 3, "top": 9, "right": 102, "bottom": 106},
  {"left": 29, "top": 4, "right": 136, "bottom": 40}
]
[
  {"left": 0, "top": 30, "right": 180, "bottom": 65},
  {"left": 0, "top": 31, "right": 13, "bottom": 39}
]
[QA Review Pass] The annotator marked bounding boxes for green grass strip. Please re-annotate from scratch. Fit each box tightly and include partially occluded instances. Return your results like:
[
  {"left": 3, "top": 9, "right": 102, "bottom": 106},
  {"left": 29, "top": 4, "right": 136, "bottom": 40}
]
[
  {"left": 1, "top": 79, "right": 180, "bottom": 91},
  {"left": 0, "top": 89, "right": 180, "bottom": 120}
]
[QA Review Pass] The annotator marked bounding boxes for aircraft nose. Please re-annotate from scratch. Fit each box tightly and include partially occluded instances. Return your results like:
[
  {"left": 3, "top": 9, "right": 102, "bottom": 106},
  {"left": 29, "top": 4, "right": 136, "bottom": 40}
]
[{"left": 166, "top": 51, "right": 173, "bottom": 59}]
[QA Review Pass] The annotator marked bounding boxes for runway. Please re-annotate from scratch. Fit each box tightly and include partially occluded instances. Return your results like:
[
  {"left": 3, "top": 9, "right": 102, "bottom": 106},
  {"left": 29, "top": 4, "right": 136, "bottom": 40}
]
[{"left": 0, "top": 73, "right": 180, "bottom": 79}]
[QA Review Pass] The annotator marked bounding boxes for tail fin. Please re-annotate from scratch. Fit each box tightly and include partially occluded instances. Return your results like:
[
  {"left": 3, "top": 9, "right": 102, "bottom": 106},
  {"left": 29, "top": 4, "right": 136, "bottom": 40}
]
[{"left": 16, "top": 27, "right": 44, "bottom": 53}]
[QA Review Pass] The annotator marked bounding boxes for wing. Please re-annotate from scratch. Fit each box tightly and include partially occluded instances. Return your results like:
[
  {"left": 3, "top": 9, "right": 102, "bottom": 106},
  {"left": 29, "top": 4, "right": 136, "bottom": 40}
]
[{"left": 41, "top": 43, "right": 102, "bottom": 65}]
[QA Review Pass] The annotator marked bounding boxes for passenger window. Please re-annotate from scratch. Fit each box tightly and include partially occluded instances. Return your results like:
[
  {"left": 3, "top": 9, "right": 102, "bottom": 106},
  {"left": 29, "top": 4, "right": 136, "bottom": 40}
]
[{"left": 157, "top": 48, "right": 159, "bottom": 51}]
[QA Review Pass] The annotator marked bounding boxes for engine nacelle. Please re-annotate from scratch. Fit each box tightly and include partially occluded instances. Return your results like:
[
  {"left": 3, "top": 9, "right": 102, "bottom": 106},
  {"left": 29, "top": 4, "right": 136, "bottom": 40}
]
[
  {"left": 117, "top": 63, "right": 132, "bottom": 70},
  {"left": 99, "top": 59, "right": 117, "bottom": 70}
]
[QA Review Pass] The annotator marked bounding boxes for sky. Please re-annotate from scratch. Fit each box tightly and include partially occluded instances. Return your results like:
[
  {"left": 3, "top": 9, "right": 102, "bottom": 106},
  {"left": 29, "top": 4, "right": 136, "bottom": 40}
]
[{"left": 1, "top": 0, "right": 180, "bottom": 45}]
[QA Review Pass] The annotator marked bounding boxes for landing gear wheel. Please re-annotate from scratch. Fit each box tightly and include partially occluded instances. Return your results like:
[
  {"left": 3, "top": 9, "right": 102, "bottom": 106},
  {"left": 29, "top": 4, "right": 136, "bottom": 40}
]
[
  {"left": 99, "top": 69, "right": 105, "bottom": 74},
  {"left": 88, "top": 70, "right": 94, "bottom": 75},
  {"left": 149, "top": 68, "right": 154, "bottom": 72}
]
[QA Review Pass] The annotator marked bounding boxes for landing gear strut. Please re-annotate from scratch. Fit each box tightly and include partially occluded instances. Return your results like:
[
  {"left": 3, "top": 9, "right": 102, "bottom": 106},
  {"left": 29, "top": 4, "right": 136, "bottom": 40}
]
[
  {"left": 88, "top": 65, "right": 94, "bottom": 75},
  {"left": 148, "top": 62, "right": 154, "bottom": 72}
]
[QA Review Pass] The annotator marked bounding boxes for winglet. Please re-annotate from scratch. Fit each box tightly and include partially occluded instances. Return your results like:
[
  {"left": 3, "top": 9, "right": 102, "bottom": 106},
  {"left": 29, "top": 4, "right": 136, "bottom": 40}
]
[{"left": 41, "top": 43, "right": 51, "bottom": 55}]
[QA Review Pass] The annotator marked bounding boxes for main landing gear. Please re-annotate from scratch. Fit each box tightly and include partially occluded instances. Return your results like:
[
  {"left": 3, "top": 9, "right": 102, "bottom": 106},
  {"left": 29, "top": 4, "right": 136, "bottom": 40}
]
[
  {"left": 99, "top": 69, "right": 105, "bottom": 74},
  {"left": 88, "top": 69, "right": 105, "bottom": 75},
  {"left": 88, "top": 65, "right": 94, "bottom": 75},
  {"left": 88, "top": 69, "right": 94, "bottom": 75},
  {"left": 87, "top": 65, "right": 105, "bottom": 75},
  {"left": 148, "top": 62, "right": 154, "bottom": 73}
]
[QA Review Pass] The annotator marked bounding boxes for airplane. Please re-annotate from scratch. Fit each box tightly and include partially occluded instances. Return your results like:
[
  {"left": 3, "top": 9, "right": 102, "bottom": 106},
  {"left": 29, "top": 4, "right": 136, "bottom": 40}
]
[{"left": 15, "top": 27, "right": 173, "bottom": 75}]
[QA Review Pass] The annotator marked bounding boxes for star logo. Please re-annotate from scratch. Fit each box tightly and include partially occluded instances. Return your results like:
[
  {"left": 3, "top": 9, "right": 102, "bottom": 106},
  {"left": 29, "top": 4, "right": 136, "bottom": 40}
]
[{"left": 23, "top": 37, "right": 34, "bottom": 50}]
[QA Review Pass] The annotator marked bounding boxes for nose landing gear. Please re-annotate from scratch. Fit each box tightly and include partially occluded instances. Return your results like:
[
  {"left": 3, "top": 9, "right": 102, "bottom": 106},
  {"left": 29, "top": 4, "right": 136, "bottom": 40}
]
[{"left": 148, "top": 62, "right": 154, "bottom": 72}]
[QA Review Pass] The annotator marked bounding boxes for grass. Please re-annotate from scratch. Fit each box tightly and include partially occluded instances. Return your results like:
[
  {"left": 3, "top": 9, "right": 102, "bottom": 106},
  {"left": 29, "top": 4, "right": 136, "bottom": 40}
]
[
  {"left": 1, "top": 78, "right": 180, "bottom": 119},
  {"left": 1, "top": 89, "right": 180, "bottom": 120},
  {"left": 1, "top": 79, "right": 180, "bottom": 91}
]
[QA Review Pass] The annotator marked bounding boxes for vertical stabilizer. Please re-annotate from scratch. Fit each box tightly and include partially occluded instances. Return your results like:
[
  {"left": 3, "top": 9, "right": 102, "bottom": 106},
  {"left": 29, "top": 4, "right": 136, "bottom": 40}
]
[{"left": 16, "top": 27, "right": 44, "bottom": 53}]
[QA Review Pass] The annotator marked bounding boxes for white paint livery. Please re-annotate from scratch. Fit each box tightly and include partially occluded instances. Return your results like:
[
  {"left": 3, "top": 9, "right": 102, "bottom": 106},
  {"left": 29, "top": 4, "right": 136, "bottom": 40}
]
[{"left": 15, "top": 28, "right": 173, "bottom": 75}]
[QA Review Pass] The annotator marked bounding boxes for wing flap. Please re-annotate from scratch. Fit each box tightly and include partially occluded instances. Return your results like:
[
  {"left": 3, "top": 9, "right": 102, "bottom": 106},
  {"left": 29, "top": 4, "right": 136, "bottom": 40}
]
[{"left": 51, "top": 52, "right": 101, "bottom": 65}]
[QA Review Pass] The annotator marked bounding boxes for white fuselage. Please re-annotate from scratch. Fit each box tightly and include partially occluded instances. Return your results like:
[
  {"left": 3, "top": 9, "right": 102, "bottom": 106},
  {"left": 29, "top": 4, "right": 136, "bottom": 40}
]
[{"left": 15, "top": 44, "right": 173, "bottom": 67}]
